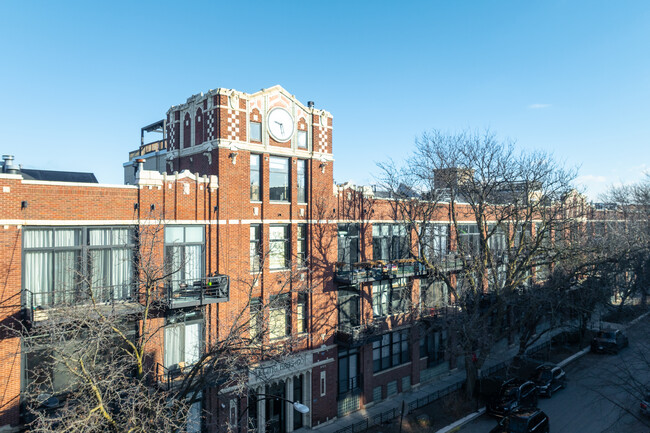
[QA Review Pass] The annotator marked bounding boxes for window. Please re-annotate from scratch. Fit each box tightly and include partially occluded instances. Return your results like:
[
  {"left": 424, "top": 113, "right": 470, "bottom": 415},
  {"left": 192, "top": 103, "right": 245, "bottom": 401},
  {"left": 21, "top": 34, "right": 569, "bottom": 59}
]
[
  {"left": 338, "top": 224, "right": 359, "bottom": 266},
  {"left": 250, "top": 154, "right": 261, "bottom": 201},
  {"left": 297, "top": 224, "right": 307, "bottom": 267},
  {"left": 23, "top": 227, "right": 135, "bottom": 309},
  {"left": 250, "top": 225, "right": 261, "bottom": 272},
  {"left": 269, "top": 293, "right": 290, "bottom": 339},
  {"left": 457, "top": 224, "right": 480, "bottom": 255},
  {"left": 373, "top": 279, "right": 410, "bottom": 317},
  {"left": 420, "top": 330, "right": 447, "bottom": 367},
  {"left": 165, "top": 226, "right": 204, "bottom": 291},
  {"left": 423, "top": 224, "right": 448, "bottom": 259},
  {"left": 421, "top": 279, "right": 448, "bottom": 309},
  {"left": 297, "top": 130, "right": 307, "bottom": 149},
  {"left": 250, "top": 297, "right": 262, "bottom": 342},
  {"left": 297, "top": 159, "right": 308, "bottom": 203},
  {"left": 297, "top": 292, "right": 308, "bottom": 334},
  {"left": 372, "top": 330, "right": 410, "bottom": 373},
  {"left": 269, "top": 225, "right": 289, "bottom": 269},
  {"left": 338, "top": 289, "right": 360, "bottom": 328},
  {"left": 164, "top": 310, "right": 203, "bottom": 370},
  {"left": 373, "top": 224, "right": 409, "bottom": 261},
  {"left": 487, "top": 223, "right": 507, "bottom": 253},
  {"left": 250, "top": 122, "right": 262, "bottom": 142},
  {"left": 338, "top": 348, "right": 359, "bottom": 395},
  {"left": 269, "top": 156, "right": 290, "bottom": 201}
]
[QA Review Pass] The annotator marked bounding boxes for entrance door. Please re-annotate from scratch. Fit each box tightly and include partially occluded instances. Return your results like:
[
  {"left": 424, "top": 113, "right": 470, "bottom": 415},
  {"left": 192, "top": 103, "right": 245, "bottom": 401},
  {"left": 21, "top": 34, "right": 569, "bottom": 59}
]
[{"left": 266, "top": 382, "right": 286, "bottom": 433}]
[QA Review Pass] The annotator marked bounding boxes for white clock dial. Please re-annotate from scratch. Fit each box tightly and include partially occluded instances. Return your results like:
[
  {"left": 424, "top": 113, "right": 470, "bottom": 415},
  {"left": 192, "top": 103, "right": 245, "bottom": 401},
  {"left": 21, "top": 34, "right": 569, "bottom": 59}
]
[{"left": 267, "top": 108, "right": 294, "bottom": 142}]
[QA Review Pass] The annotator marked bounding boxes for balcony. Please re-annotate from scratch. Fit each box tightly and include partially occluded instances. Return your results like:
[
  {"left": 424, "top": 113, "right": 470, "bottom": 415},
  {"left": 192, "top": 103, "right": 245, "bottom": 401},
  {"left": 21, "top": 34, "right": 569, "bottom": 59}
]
[
  {"left": 338, "top": 375, "right": 364, "bottom": 397},
  {"left": 420, "top": 304, "right": 462, "bottom": 324},
  {"left": 334, "top": 260, "right": 428, "bottom": 285},
  {"left": 166, "top": 274, "right": 229, "bottom": 309},
  {"left": 24, "top": 285, "right": 140, "bottom": 326},
  {"left": 334, "top": 323, "right": 382, "bottom": 348}
]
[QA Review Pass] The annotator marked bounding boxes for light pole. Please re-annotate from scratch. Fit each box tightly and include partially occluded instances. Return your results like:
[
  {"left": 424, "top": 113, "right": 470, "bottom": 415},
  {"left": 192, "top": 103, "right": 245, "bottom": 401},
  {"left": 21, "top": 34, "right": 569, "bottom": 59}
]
[{"left": 238, "top": 393, "right": 310, "bottom": 433}]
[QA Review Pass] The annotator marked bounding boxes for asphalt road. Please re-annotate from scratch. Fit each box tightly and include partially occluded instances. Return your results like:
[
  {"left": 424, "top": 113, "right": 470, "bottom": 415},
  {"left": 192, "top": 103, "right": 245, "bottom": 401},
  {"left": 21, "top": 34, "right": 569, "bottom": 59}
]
[{"left": 458, "top": 317, "right": 650, "bottom": 433}]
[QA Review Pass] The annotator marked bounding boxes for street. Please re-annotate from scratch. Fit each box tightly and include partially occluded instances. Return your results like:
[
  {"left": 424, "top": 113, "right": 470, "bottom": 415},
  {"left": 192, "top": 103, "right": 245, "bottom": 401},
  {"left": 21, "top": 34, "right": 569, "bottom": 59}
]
[{"left": 458, "top": 317, "right": 650, "bottom": 433}]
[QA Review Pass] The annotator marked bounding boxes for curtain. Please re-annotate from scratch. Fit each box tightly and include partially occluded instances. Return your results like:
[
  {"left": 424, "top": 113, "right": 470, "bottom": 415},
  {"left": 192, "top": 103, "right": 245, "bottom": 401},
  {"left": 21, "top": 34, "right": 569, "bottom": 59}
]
[
  {"left": 25, "top": 251, "right": 52, "bottom": 307},
  {"left": 184, "top": 245, "right": 201, "bottom": 284},
  {"left": 164, "top": 325, "right": 181, "bottom": 368},
  {"left": 112, "top": 248, "right": 131, "bottom": 299},
  {"left": 54, "top": 251, "right": 77, "bottom": 304}
]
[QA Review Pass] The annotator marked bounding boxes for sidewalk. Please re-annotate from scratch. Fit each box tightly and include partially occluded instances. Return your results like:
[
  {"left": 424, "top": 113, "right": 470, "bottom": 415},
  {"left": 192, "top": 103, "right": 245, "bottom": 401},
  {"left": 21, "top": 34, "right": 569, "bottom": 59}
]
[{"left": 312, "top": 332, "right": 559, "bottom": 433}]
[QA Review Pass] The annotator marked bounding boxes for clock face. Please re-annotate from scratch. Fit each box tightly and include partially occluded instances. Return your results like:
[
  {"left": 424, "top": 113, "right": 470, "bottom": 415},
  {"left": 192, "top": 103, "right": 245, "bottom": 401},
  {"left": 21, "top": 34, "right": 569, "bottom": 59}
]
[{"left": 267, "top": 108, "right": 294, "bottom": 142}]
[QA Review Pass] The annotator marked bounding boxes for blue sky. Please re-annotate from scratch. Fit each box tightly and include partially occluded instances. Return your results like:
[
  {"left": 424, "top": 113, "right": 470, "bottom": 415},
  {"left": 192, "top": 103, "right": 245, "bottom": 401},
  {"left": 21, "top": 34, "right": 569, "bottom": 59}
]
[{"left": 1, "top": 1, "right": 648, "bottom": 200}]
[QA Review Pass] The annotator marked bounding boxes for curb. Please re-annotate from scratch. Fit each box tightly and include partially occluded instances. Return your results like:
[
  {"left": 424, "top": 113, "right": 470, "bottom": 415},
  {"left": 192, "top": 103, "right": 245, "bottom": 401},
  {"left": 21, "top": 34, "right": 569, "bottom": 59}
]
[{"left": 434, "top": 408, "right": 486, "bottom": 433}]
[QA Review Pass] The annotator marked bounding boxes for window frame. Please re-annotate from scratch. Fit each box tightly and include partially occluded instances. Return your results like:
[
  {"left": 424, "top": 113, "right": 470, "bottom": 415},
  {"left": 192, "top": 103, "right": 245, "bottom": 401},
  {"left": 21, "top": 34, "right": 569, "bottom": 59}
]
[
  {"left": 372, "top": 330, "right": 410, "bottom": 373},
  {"left": 250, "top": 154, "right": 261, "bottom": 202},
  {"left": 250, "top": 224, "right": 262, "bottom": 272},
  {"left": 269, "top": 224, "right": 289, "bottom": 270},
  {"left": 164, "top": 225, "right": 205, "bottom": 291},
  {"left": 269, "top": 156, "right": 290, "bottom": 202},
  {"left": 269, "top": 293, "right": 291, "bottom": 340},
  {"left": 297, "top": 159, "right": 308, "bottom": 204},
  {"left": 164, "top": 310, "right": 204, "bottom": 370},
  {"left": 250, "top": 121, "right": 262, "bottom": 142}
]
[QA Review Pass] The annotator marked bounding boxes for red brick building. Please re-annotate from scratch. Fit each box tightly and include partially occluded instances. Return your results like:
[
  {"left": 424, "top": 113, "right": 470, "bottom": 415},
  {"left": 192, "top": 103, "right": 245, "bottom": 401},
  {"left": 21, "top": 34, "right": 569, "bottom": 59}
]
[{"left": 0, "top": 85, "right": 593, "bottom": 432}]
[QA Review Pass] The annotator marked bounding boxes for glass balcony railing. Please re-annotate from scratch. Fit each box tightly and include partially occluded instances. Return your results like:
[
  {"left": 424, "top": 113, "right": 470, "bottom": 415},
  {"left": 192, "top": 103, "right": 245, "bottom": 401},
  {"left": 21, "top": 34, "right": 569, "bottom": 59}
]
[
  {"left": 334, "top": 261, "right": 428, "bottom": 285},
  {"left": 166, "top": 274, "right": 229, "bottom": 309}
]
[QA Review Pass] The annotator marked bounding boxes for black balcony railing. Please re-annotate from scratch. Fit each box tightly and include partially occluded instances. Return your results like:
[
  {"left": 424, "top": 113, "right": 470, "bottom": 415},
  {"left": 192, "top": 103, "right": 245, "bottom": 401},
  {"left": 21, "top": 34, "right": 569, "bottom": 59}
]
[
  {"left": 24, "top": 285, "right": 137, "bottom": 325},
  {"left": 334, "top": 261, "right": 428, "bottom": 285},
  {"left": 338, "top": 375, "right": 363, "bottom": 396},
  {"left": 419, "top": 304, "right": 462, "bottom": 323},
  {"left": 335, "top": 324, "right": 382, "bottom": 347},
  {"left": 166, "top": 274, "right": 229, "bottom": 309}
]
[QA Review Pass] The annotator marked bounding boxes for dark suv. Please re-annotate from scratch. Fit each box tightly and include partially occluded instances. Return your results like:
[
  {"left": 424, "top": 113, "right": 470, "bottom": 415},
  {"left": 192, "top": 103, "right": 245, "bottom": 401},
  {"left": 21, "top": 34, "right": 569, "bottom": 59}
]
[
  {"left": 531, "top": 364, "right": 566, "bottom": 397},
  {"left": 487, "top": 378, "right": 538, "bottom": 418},
  {"left": 591, "top": 329, "right": 629, "bottom": 354},
  {"left": 490, "top": 407, "right": 550, "bottom": 433}
]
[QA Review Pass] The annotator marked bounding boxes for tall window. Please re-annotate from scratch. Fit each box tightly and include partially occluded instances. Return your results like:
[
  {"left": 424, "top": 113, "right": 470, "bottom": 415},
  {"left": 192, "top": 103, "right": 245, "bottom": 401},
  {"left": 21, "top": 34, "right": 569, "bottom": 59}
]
[
  {"left": 250, "top": 225, "right": 261, "bottom": 272},
  {"left": 421, "top": 279, "right": 448, "bottom": 309},
  {"left": 165, "top": 226, "right": 204, "bottom": 291},
  {"left": 250, "top": 154, "right": 261, "bottom": 201},
  {"left": 23, "top": 227, "right": 134, "bottom": 309},
  {"left": 297, "top": 224, "right": 307, "bottom": 267},
  {"left": 297, "top": 159, "right": 308, "bottom": 203},
  {"left": 373, "top": 278, "right": 410, "bottom": 317},
  {"left": 269, "top": 225, "right": 289, "bottom": 269},
  {"left": 297, "top": 292, "right": 308, "bottom": 334},
  {"left": 423, "top": 224, "right": 449, "bottom": 259},
  {"left": 250, "top": 297, "right": 262, "bottom": 342},
  {"left": 250, "top": 122, "right": 262, "bottom": 142},
  {"left": 487, "top": 223, "right": 507, "bottom": 253},
  {"left": 338, "top": 224, "right": 359, "bottom": 265},
  {"left": 164, "top": 310, "right": 203, "bottom": 370},
  {"left": 420, "top": 330, "right": 447, "bottom": 367},
  {"left": 269, "top": 293, "right": 290, "bottom": 339},
  {"left": 269, "top": 156, "right": 290, "bottom": 201},
  {"left": 372, "top": 330, "right": 410, "bottom": 373},
  {"left": 338, "top": 289, "right": 360, "bottom": 329},
  {"left": 373, "top": 224, "right": 409, "bottom": 261},
  {"left": 457, "top": 224, "right": 480, "bottom": 255},
  {"left": 338, "top": 348, "right": 359, "bottom": 395}
]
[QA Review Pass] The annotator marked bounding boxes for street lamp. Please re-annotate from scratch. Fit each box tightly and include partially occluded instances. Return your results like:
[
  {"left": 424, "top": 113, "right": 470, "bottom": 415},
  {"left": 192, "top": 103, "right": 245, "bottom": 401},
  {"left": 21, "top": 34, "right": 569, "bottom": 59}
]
[{"left": 252, "top": 394, "right": 309, "bottom": 414}]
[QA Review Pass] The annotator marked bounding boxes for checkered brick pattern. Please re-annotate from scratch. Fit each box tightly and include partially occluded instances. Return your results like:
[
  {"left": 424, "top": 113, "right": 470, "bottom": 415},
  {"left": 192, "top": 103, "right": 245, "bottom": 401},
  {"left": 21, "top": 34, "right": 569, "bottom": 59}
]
[
  {"left": 206, "top": 110, "right": 215, "bottom": 141},
  {"left": 168, "top": 122, "right": 176, "bottom": 149},
  {"left": 318, "top": 126, "right": 328, "bottom": 153},
  {"left": 227, "top": 109, "right": 240, "bottom": 141}
]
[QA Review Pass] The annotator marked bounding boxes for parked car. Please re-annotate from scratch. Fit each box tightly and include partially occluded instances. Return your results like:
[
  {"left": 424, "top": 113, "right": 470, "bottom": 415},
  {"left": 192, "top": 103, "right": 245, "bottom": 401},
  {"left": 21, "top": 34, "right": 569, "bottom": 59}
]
[
  {"left": 591, "top": 329, "right": 629, "bottom": 354},
  {"left": 531, "top": 363, "right": 566, "bottom": 397},
  {"left": 489, "top": 407, "right": 550, "bottom": 433},
  {"left": 486, "top": 378, "right": 538, "bottom": 418},
  {"left": 640, "top": 389, "right": 650, "bottom": 417}
]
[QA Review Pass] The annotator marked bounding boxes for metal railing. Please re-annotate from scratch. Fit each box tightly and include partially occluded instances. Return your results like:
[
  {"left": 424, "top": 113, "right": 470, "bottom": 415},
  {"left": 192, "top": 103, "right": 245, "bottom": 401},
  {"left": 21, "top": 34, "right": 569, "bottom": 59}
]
[
  {"left": 338, "top": 375, "right": 363, "bottom": 396},
  {"left": 166, "top": 274, "right": 229, "bottom": 309},
  {"left": 24, "top": 285, "right": 136, "bottom": 324},
  {"left": 334, "top": 261, "right": 428, "bottom": 285},
  {"left": 334, "top": 324, "right": 380, "bottom": 347}
]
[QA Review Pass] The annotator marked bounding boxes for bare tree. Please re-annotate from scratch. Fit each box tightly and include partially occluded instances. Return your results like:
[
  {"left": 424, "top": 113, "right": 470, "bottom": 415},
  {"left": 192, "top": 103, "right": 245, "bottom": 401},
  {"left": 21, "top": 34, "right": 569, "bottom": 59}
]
[
  {"left": 377, "top": 129, "right": 587, "bottom": 396},
  {"left": 16, "top": 220, "right": 313, "bottom": 432}
]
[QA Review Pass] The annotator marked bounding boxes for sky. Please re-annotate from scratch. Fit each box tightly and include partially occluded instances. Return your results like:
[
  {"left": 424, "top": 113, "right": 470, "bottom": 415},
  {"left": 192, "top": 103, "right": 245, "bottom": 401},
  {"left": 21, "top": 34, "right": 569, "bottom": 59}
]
[{"left": 1, "top": 0, "right": 649, "bottom": 201}]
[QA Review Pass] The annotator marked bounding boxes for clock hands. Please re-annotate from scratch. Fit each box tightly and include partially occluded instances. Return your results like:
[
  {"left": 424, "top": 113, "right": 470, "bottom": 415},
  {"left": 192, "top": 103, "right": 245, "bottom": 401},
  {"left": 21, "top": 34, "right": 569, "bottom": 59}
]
[{"left": 275, "top": 120, "right": 284, "bottom": 135}]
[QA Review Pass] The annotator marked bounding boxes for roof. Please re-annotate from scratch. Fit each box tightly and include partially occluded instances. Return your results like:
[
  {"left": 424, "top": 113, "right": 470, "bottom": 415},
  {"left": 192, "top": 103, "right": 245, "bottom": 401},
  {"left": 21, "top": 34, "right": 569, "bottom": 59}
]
[{"left": 20, "top": 168, "right": 98, "bottom": 183}]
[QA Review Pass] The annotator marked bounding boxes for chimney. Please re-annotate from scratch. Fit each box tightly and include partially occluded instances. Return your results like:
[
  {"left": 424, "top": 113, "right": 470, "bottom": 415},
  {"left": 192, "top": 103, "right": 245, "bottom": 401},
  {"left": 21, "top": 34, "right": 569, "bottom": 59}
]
[{"left": 307, "top": 101, "right": 315, "bottom": 108}]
